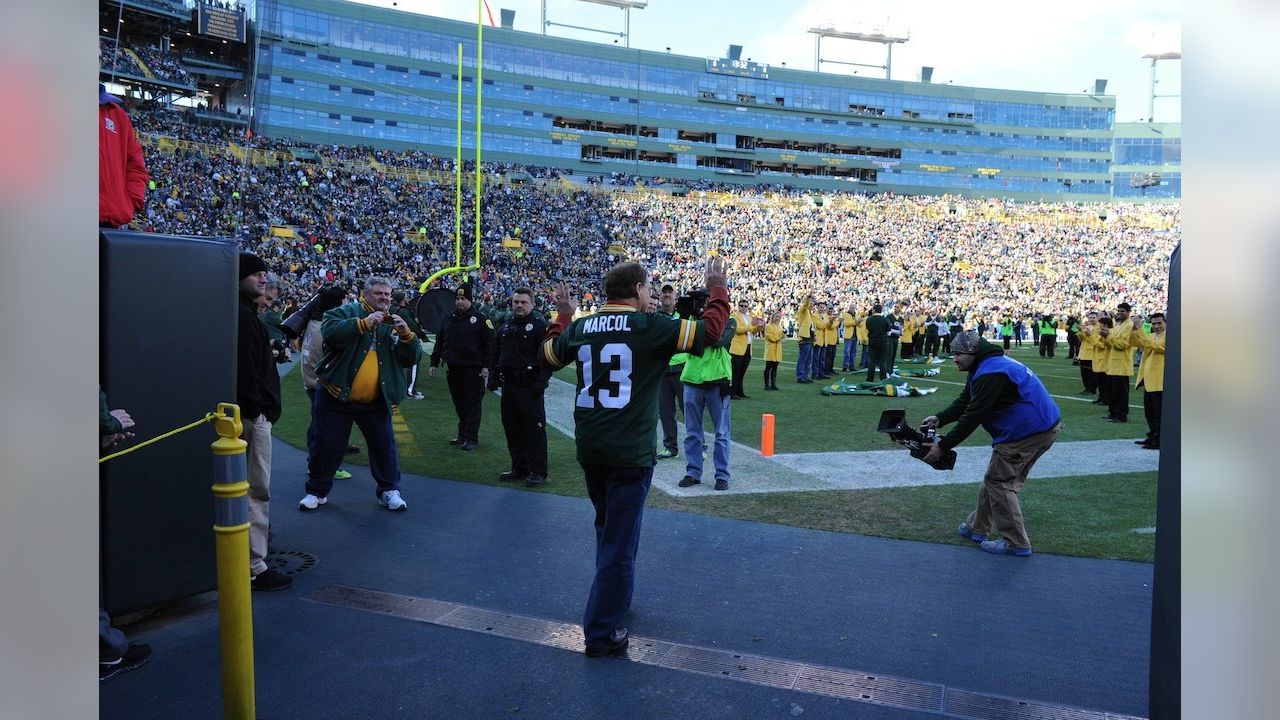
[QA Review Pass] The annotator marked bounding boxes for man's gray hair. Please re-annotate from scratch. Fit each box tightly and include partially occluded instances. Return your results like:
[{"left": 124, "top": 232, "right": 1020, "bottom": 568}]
[
  {"left": 949, "top": 330, "right": 981, "bottom": 354},
  {"left": 363, "top": 276, "right": 394, "bottom": 292}
]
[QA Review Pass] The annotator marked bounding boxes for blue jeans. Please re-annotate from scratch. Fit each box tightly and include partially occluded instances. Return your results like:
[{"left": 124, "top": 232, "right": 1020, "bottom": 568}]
[
  {"left": 581, "top": 463, "right": 652, "bottom": 647},
  {"left": 843, "top": 339, "right": 858, "bottom": 369},
  {"left": 796, "top": 340, "right": 813, "bottom": 381},
  {"left": 306, "top": 390, "right": 401, "bottom": 498},
  {"left": 683, "top": 384, "right": 731, "bottom": 482}
]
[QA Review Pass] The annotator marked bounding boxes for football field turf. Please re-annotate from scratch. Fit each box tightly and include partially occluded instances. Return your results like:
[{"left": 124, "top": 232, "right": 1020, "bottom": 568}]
[{"left": 272, "top": 340, "right": 1158, "bottom": 562}]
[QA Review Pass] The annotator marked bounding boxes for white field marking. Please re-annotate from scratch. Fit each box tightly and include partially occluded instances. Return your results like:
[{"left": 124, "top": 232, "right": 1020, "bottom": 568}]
[{"left": 540, "top": 378, "right": 1157, "bottom": 496}]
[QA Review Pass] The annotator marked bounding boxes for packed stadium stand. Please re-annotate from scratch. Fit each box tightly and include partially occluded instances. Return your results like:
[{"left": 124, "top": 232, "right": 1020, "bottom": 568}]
[{"left": 102, "top": 0, "right": 1179, "bottom": 315}]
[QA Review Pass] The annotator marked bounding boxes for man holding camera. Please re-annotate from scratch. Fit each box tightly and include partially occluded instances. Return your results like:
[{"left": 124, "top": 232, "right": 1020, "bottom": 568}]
[
  {"left": 540, "top": 258, "right": 730, "bottom": 658},
  {"left": 298, "top": 277, "right": 422, "bottom": 513},
  {"left": 922, "top": 330, "right": 1061, "bottom": 557},
  {"left": 491, "top": 287, "right": 550, "bottom": 487}
]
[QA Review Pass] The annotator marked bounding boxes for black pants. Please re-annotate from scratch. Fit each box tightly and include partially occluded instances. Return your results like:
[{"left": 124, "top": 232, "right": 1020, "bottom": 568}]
[
  {"left": 924, "top": 335, "right": 940, "bottom": 356},
  {"left": 1067, "top": 333, "right": 1080, "bottom": 359},
  {"left": 405, "top": 362, "right": 420, "bottom": 396},
  {"left": 866, "top": 342, "right": 891, "bottom": 381},
  {"left": 1143, "top": 389, "right": 1162, "bottom": 445},
  {"left": 1107, "top": 374, "right": 1130, "bottom": 420},
  {"left": 659, "top": 371, "right": 683, "bottom": 451},
  {"left": 1003, "top": 336, "right": 1011, "bottom": 350},
  {"left": 763, "top": 360, "right": 779, "bottom": 388},
  {"left": 731, "top": 352, "right": 751, "bottom": 396},
  {"left": 447, "top": 366, "right": 486, "bottom": 442},
  {"left": 1079, "top": 359, "right": 1096, "bottom": 392},
  {"left": 501, "top": 383, "right": 548, "bottom": 476},
  {"left": 1039, "top": 334, "right": 1056, "bottom": 357}
]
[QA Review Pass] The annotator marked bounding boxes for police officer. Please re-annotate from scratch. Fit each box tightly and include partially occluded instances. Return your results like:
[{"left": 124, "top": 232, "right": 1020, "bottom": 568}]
[
  {"left": 391, "top": 291, "right": 426, "bottom": 399},
  {"left": 490, "top": 287, "right": 550, "bottom": 487},
  {"left": 429, "top": 284, "right": 493, "bottom": 451}
]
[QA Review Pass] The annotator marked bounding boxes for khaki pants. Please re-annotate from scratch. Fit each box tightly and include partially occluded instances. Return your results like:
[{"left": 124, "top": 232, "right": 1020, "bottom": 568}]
[
  {"left": 965, "top": 423, "right": 1061, "bottom": 549},
  {"left": 242, "top": 414, "right": 273, "bottom": 576}
]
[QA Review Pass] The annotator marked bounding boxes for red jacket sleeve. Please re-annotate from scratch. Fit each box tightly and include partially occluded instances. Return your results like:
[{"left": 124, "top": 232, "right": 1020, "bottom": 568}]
[{"left": 699, "top": 286, "right": 731, "bottom": 344}]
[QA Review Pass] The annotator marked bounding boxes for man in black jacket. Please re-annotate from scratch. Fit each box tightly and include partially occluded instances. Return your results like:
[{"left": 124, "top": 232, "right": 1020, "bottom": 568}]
[
  {"left": 864, "top": 304, "right": 890, "bottom": 381},
  {"left": 237, "top": 253, "right": 291, "bottom": 591},
  {"left": 491, "top": 287, "right": 550, "bottom": 487},
  {"left": 429, "top": 284, "right": 494, "bottom": 451}
]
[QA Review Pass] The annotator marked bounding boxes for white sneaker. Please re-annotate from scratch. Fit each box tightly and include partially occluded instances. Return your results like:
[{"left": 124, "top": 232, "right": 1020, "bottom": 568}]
[
  {"left": 410, "top": 392, "right": 424, "bottom": 400},
  {"left": 380, "top": 490, "right": 407, "bottom": 511},
  {"left": 298, "top": 494, "right": 327, "bottom": 511}
]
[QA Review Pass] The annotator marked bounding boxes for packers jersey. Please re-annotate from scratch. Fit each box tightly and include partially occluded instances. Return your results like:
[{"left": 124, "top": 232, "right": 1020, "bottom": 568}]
[{"left": 543, "top": 305, "right": 704, "bottom": 467}]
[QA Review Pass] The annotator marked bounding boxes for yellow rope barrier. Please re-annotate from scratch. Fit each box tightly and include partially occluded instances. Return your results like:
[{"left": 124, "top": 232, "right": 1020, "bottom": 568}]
[{"left": 98, "top": 412, "right": 218, "bottom": 464}]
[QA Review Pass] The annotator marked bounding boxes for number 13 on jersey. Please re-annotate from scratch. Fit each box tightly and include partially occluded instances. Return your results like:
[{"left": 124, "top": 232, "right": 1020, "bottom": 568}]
[{"left": 576, "top": 343, "right": 633, "bottom": 409}]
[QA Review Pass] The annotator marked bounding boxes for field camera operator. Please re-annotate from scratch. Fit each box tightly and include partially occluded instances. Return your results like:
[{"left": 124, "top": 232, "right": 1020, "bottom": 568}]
[{"left": 921, "top": 330, "right": 1062, "bottom": 557}]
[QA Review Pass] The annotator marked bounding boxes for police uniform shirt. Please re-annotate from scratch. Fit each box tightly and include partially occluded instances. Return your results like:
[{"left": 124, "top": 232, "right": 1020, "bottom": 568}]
[
  {"left": 495, "top": 313, "right": 549, "bottom": 387},
  {"left": 431, "top": 306, "right": 494, "bottom": 368}
]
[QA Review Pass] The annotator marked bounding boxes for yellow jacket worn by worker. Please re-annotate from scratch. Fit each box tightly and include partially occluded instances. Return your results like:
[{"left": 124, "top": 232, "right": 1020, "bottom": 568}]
[
  {"left": 823, "top": 315, "right": 839, "bottom": 346},
  {"left": 813, "top": 314, "right": 831, "bottom": 348},
  {"left": 764, "top": 322, "right": 784, "bottom": 362},
  {"left": 1077, "top": 323, "right": 1096, "bottom": 363},
  {"left": 1101, "top": 319, "right": 1135, "bottom": 377},
  {"left": 794, "top": 298, "right": 813, "bottom": 341},
  {"left": 1133, "top": 329, "right": 1165, "bottom": 392},
  {"left": 730, "top": 311, "right": 753, "bottom": 356}
]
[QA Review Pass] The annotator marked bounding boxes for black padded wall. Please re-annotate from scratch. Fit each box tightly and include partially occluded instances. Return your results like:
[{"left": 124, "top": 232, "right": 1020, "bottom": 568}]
[{"left": 100, "top": 230, "right": 237, "bottom": 615}]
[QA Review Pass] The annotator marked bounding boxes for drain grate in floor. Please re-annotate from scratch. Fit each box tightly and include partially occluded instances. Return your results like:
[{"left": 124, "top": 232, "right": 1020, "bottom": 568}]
[
  {"left": 307, "top": 584, "right": 1144, "bottom": 720},
  {"left": 265, "top": 550, "right": 317, "bottom": 576}
]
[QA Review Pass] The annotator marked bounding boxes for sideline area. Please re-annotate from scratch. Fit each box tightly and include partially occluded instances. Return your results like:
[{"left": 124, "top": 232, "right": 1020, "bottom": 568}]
[
  {"left": 100, "top": 438, "right": 1153, "bottom": 720},
  {"left": 541, "top": 377, "right": 1158, "bottom": 496}
]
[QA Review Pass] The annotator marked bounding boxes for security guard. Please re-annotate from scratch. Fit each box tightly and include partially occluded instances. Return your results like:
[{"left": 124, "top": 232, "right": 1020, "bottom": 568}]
[
  {"left": 391, "top": 291, "right": 426, "bottom": 399},
  {"left": 490, "top": 287, "right": 550, "bottom": 487},
  {"left": 429, "top": 284, "right": 494, "bottom": 450}
]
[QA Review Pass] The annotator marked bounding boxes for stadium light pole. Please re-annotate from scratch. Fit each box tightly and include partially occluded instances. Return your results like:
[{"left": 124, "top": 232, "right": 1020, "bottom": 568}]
[
  {"left": 1143, "top": 51, "right": 1181, "bottom": 123},
  {"left": 808, "top": 26, "right": 909, "bottom": 79},
  {"left": 543, "top": 0, "right": 648, "bottom": 48}
]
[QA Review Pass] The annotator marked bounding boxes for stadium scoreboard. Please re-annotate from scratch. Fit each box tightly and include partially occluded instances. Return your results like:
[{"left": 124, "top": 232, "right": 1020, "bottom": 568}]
[
  {"left": 194, "top": 3, "right": 246, "bottom": 43},
  {"left": 706, "top": 57, "right": 770, "bottom": 79}
]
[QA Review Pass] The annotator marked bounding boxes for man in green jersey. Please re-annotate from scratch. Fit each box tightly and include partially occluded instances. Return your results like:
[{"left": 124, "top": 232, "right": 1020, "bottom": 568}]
[{"left": 542, "top": 258, "right": 731, "bottom": 657}]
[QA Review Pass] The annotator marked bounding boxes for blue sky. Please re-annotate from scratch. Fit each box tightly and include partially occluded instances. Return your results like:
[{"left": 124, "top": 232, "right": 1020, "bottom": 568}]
[{"left": 350, "top": 0, "right": 1181, "bottom": 123}]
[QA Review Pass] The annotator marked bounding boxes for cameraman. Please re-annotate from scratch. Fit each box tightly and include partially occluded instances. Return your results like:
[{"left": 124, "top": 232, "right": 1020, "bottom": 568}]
[
  {"left": 678, "top": 309, "right": 737, "bottom": 491},
  {"left": 921, "top": 331, "right": 1061, "bottom": 557}
]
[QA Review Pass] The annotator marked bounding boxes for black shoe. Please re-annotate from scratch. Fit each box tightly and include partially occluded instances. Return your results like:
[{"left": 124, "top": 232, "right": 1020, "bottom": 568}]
[
  {"left": 460, "top": 440, "right": 478, "bottom": 451},
  {"left": 251, "top": 568, "right": 293, "bottom": 592},
  {"left": 100, "top": 643, "right": 152, "bottom": 682},
  {"left": 714, "top": 479, "right": 728, "bottom": 491},
  {"left": 448, "top": 438, "right": 463, "bottom": 445},
  {"left": 346, "top": 445, "right": 360, "bottom": 454},
  {"left": 525, "top": 474, "right": 547, "bottom": 488},
  {"left": 1090, "top": 400, "right": 1105, "bottom": 405},
  {"left": 1106, "top": 417, "right": 1128, "bottom": 423},
  {"left": 1134, "top": 438, "right": 1152, "bottom": 445},
  {"left": 740, "top": 393, "right": 751, "bottom": 399},
  {"left": 678, "top": 475, "right": 701, "bottom": 488},
  {"left": 584, "top": 628, "right": 630, "bottom": 658},
  {"left": 499, "top": 470, "right": 529, "bottom": 482}
]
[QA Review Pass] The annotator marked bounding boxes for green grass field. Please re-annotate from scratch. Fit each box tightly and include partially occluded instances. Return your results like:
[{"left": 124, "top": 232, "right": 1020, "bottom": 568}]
[{"left": 273, "top": 340, "right": 1158, "bottom": 562}]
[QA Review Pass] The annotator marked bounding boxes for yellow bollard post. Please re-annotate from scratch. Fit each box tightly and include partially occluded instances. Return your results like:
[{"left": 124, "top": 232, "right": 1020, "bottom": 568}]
[{"left": 210, "top": 403, "right": 255, "bottom": 720}]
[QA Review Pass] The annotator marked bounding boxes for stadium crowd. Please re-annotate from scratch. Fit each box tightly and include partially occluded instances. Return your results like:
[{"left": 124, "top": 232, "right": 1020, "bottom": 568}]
[{"left": 126, "top": 104, "right": 1178, "bottom": 326}]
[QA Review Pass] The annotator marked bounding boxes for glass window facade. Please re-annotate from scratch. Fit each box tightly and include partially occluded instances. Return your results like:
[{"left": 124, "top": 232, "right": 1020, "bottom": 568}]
[{"left": 254, "top": 0, "right": 1133, "bottom": 200}]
